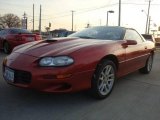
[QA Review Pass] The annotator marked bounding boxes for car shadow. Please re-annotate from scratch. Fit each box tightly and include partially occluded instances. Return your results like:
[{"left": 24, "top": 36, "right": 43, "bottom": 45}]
[
  {"left": 2, "top": 70, "right": 140, "bottom": 104},
  {"left": 0, "top": 65, "right": 156, "bottom": 120}
]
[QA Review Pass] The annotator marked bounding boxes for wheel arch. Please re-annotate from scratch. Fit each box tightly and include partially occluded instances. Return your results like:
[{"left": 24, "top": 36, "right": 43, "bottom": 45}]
[
  {"left": 98, "top": 54, "right": 119, "bottom": 70},
  {"left": 91, "top": 54, "right": 118, "bottom": 99}
]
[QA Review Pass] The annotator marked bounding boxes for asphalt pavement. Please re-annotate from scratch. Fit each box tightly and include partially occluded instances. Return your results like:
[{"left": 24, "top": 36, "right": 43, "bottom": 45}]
[{"left": 0, "top": 49, "right": 160, "bottom": 120}]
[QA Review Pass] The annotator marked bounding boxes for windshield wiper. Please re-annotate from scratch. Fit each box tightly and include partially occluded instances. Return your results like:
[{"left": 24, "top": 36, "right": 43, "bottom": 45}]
[{"left": 77, "top": 36, "right": 96, "bottom": 39}]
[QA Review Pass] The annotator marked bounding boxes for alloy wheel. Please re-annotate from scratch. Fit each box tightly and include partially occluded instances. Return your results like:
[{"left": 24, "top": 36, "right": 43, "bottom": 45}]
[{"left": 98, "top": 65, "right": 115, "bottom": 96}]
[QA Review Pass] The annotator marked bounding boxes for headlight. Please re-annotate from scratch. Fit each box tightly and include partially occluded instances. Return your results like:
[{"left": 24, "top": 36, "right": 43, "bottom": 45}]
[{"left": 39, "top": 56, "right": 74, "bottom": 67}]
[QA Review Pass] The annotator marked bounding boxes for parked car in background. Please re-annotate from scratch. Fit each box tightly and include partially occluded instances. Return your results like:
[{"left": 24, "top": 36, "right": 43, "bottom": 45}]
[
  {"left": 50, "top": 29, "right": 75, "bottom": 38},
  {"left": 142, "top": 34, "right": 155, "bottom": 44},
  {"left": 3, "top": 26, "right": 155, "bottom": 99},
  {"left": 155, "top": 37, "right": 160, "bottom": 47},
  {"left": 58, "top": 31, "right": 75, "bottom": 37},
  {"left": 0, "top": 28, "right": 42, "bottom": 53}
]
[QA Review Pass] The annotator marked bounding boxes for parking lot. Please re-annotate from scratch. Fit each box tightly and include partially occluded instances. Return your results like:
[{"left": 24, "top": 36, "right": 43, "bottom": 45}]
[{"left": 0, "top": 49, "right": 160, "bottom": 120}]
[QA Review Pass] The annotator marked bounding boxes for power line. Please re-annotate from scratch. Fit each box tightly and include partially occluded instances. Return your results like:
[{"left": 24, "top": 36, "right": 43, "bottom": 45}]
[
  {"left": 1, "top": 1, "right": 160, "bottom": 22},
  {"left": 36, "top": 2, "right": 160, "bottom": 21},
  {"left": 122, "top": 2, "right": 160, "bottom": 5},
  {"left": 38, "top": 3, "right": 119, "bottom": 21},
  {"left": 1, "top": 1, "right": 160, "bottom": 26},
  {"left": 41, "top": 3, "right": 116, "bottom": 17}
]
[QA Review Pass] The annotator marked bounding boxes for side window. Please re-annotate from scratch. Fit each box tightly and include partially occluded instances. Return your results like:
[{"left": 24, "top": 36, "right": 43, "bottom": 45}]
[
  {"left": 124, "top": 29, "right": 144, "bottom": 43},
  {"left": 0, "top": 30, "right": 5, "bottom": 36},
  {"left": 4, "top": 30, "right": 9, "bottom": 35},
  {"left": 1, "top": 30, "right": 8, "bottom": 36}
]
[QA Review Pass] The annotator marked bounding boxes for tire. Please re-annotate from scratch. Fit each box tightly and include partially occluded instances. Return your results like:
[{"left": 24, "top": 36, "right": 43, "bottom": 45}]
[
  {"left": 91, "top": 60, "right": 116, "bottom": 99},
  {"left": 139, "top": 54, "right": 153, "bottom": 74},
  {"left": 3, "top": 42, "right": 11, "bottom": 54}
]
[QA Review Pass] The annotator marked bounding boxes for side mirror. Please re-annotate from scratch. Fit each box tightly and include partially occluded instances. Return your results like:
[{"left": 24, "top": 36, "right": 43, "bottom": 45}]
[{"left": 123, "top": 40, "right": 137, "bottom": 46}]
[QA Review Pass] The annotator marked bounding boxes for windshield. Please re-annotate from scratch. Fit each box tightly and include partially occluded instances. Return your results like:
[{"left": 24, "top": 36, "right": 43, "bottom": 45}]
[{"left": 69, "top": 26, "right": 125, "bottom": 40}]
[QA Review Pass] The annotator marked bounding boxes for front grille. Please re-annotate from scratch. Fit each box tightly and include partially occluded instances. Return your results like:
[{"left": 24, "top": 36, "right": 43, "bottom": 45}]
[{"left": 14, "top": 69, "right": 32, "bottom": 84}]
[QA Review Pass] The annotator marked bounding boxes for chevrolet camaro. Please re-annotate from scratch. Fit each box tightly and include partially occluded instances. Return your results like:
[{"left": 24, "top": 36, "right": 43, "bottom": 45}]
[{"left": 3, "top": 26, "right": 155, "bottom": 99}]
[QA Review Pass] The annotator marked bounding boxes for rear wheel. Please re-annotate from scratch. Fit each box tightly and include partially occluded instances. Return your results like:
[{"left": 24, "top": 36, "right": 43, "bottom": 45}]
[
  {"left": 139, "top": 54, "right": 153, "bottom": 74},
  {"left": 3, "top": 42, "right": 10, "bottom": 54},
  {"left": 91, "top": 60, "right": 116, "bottom": 99}
]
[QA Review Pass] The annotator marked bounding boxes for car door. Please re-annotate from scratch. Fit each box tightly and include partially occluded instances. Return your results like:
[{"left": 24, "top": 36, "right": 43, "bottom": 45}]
[{"left": 124, "top": 29, "right": 148, "bottom": 74}]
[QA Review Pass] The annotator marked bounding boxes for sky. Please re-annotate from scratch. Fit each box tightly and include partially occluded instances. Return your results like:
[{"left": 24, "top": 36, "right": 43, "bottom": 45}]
[{"left": 0, "top": 0, "right": 160, "bottom": 33}]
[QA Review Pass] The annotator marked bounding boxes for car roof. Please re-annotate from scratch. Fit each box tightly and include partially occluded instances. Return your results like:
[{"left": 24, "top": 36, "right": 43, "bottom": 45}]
[{"left": 92, "top": 26, "right": 136, "bottom": 31}]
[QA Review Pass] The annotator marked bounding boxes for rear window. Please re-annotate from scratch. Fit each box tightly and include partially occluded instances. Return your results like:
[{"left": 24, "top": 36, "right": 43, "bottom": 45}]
[{"left": 10, "top": 29, "right": 32, "bottom": 34}]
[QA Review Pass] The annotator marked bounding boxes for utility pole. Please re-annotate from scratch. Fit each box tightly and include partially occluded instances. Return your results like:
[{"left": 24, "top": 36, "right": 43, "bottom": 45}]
[
  {"left": 107, "top": 12, "right": 109, "bottom": 26},
  {"left": 118, "top": 0, "right": 121, "bottom": 26},
  {"left": 33, "top": 4, "right": 34, "bottom": 32},
  {"left": 39, "top": 4, "right": 42, "bottom": 34},
  {"left": 106, "top": 10, "right": 114, "bottom": 26},
  {"left": 148, "top": 16, "right": 151, "bottom": 34},
  {"left": 22, "top": 12, "right": 27, "bottom": 29},
  {"left": 145, "top": 0, "right": 152, "bottom": 34},
  {"left": 71, "top": 10, "right": 75, "bottom": 31}
]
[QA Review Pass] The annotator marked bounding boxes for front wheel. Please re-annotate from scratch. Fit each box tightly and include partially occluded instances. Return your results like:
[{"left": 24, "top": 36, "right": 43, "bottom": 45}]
[
  {"left": 91, "top": 60, "right": 116, "bottom": 99},
  {"left": 139, "top": 54, "right": 153, "bottom": 74}
]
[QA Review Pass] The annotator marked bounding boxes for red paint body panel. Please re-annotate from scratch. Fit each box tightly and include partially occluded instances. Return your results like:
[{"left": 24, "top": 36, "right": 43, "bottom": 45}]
[
  {"left": 3, "top": 52, "right": 93, "bottom": 92},
  {"left": 3, "top": 36, "right": 155, "bottom": 93}
]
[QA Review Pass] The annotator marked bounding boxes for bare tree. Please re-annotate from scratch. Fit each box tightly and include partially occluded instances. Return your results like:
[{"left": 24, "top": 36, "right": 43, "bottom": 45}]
[
  {"left": 0, "top": 14, "right": 4, "bottom": 29},
  {"left": 0, "top": 13, "right": 21, "bottom": 28}
]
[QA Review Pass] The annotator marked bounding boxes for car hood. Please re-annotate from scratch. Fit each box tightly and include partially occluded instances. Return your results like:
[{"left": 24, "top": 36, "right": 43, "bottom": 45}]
[{"left": 13, "top": 37, "right": 115, "bottom": 58}]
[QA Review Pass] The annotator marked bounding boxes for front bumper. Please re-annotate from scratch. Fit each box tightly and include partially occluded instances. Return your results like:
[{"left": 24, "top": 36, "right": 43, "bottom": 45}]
[{"left": 3, "top": 52, "right": 94, "bottom": 93}]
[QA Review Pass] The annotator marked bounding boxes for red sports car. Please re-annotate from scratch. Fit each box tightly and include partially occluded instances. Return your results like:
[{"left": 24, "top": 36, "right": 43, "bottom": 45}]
[
  {"left": 0, "top": 28, "right": 42, "bottom": 53},
  {"left": 3, "top": 26, "right": 155, "bottom": 99}
]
